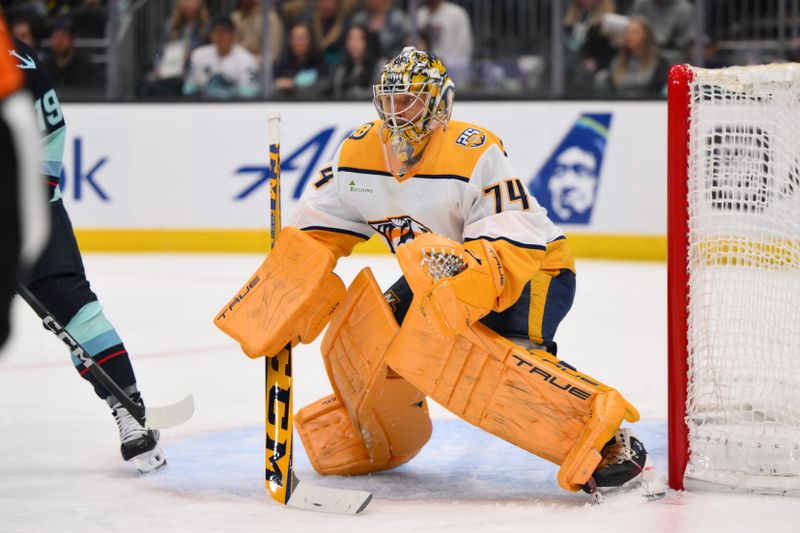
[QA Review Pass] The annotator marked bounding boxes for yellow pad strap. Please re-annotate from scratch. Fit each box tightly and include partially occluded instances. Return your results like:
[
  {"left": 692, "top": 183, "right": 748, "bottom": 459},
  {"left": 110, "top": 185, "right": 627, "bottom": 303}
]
[
  {"left": 386, "top": 300, "right": 639, "bottom": 491},
  {"left": 214, "top": 226, "right": 345, "bottom": 358},
  {"left": 297, "top": 268, "right": 431, "bottom": 475}
]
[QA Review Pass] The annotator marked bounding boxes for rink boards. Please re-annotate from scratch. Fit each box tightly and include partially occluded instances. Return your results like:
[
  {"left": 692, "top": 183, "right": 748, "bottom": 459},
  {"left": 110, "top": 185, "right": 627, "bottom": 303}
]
[{"left": 56, "top": 101, "right": 667, "bottom": 259}]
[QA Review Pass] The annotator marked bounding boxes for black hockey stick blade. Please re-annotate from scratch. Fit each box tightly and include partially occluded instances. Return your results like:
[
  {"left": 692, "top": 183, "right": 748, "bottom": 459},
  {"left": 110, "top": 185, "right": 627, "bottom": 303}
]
[{"left": 15, "top": 281, "right": 194, "bottom": 430}]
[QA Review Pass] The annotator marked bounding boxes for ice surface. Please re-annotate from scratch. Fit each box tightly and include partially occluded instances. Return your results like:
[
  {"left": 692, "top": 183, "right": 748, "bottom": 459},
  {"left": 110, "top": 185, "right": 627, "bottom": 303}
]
[{"left": 1, "top": 254, "right": 797, "bottom": 532}]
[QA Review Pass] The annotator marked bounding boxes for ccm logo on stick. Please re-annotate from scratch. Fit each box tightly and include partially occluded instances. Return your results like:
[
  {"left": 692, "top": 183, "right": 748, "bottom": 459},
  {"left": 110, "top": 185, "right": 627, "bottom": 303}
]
[
  {"left": 217, "top": 276, "right": 261, "bottom": 320},
  {"left": 511, "top": 354, "right": 592, "bottom": 401}
]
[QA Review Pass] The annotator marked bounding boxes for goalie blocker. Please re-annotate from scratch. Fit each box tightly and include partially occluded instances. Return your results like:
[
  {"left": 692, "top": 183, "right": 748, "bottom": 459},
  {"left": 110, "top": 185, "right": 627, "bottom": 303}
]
[{"left": 215, "top": 228, "right": 642, "bottom": 492}]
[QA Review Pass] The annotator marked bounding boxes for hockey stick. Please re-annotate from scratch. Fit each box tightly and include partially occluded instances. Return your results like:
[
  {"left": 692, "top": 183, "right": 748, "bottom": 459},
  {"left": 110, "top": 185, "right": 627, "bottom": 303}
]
[
  {"left": 15, "top": 281, "right": 195, "bottom": 430},
  {"left": 264, "top": 112, "right": 371, "bottom": 515}
]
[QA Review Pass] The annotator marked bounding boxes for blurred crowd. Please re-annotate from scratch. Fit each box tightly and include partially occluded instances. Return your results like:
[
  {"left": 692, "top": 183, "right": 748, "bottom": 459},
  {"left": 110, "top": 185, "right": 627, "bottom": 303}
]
[
  {"left": 151, "top": 0, "right": 477, "bottom": 100},
  {"left": 0, "top": 0, "right": 791, "bottom": 101},
  {"left": 3, "top": 0, "right": 106, "bottom": 98}
]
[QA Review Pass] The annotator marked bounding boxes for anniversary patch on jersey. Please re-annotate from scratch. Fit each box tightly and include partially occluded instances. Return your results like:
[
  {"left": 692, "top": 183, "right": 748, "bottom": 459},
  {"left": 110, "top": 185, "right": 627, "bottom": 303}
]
[
  {"left": 369, "top": 215, "right": 432, "bottom": 253},
  {"left": 349, "top": 122, "right": 374, "bottom": 140},
  {"left": 455, "top": 127, "right": 486, "bottom": 148}
]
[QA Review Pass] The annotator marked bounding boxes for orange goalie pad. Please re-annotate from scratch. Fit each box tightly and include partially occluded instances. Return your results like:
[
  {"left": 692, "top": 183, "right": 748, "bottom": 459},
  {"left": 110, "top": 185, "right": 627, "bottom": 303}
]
[
  {"left": 213, "top": 227, "right": 346, "bottom": 358},
  {"left": 386, "top": 299, "right": 639, "bottom": 492},
  {"left": 296, "top": 268, "right": 432, "bottom": 475}
]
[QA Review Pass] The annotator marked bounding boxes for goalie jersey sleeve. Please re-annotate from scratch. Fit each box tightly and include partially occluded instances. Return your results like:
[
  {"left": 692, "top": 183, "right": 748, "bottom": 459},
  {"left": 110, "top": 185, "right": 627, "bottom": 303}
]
[
  {"left": 290, "top": 120, "right": 575, "bottom": 296},
  {"left": 289, "top": 143, "right": 373, "bottom": 260}
]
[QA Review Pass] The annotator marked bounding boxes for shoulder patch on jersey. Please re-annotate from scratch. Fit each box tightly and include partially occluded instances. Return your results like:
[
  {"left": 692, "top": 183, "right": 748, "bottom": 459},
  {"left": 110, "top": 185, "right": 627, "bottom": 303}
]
[
  {"left": 368, "top": 216, "right": 432, "bottom": 253},
  {"left": 339, "top": 120, "right": 387, "bottom": 172},
  {"left": 455, "top": 127, "right": 486, "bottom": 148},
  {"left": 349, "top": 121, "right": 375, "bottom": 140}
]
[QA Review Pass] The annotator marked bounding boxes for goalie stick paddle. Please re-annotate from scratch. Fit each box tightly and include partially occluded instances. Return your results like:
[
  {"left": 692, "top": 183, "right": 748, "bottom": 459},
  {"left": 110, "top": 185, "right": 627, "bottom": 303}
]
[
  {"left": 264, "top": 112, "right": 372, "bottom": 515},
  {"left": 15, "top": 281, "right": 195, "bottom": 430}
]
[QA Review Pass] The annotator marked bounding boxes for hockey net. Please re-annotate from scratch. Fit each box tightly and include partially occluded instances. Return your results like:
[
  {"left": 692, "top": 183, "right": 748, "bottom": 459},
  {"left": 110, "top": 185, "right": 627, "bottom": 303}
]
[{"left": 668, "top": 64, "right": 800, "bottom": 494}]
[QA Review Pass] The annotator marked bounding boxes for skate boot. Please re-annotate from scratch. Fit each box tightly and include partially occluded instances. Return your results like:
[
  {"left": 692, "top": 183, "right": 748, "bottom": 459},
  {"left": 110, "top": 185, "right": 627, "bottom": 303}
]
[
  {"left": 110, "top": 393, "right": 166, "bottom": 473},
  {"left": 582, "top": 428, "right": 662, "bottom": 501}
]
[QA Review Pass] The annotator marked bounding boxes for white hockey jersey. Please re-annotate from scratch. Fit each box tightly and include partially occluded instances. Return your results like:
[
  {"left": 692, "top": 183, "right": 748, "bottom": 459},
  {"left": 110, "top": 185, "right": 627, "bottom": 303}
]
[
  {"left": 290, "top": 119, "right": 574, "bottom": 308},
  {"left": 183, "top": 44, "right": 259, "bottom": 99}
]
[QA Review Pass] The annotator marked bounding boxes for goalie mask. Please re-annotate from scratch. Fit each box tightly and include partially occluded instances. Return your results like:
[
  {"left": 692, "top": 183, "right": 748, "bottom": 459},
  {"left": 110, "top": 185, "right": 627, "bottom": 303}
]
[{"left": 373, "top": 47, "right": 454, "bottom": 177}]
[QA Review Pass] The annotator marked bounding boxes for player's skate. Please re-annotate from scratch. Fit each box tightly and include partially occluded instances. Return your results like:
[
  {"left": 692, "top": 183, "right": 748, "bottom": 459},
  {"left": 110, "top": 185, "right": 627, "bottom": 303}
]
[
  {"left": 582, "top": 428, "right": 663, "bottom": 502},
  {"left": 111, "top": 393, "right": 166, "bottom": 473}
]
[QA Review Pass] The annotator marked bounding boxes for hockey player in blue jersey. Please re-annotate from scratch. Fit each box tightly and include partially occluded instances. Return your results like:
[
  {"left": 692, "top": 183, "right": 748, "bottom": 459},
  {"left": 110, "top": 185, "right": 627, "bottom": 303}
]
[{"left": 6, "top": 33, "right": 166, "bottom": 473}]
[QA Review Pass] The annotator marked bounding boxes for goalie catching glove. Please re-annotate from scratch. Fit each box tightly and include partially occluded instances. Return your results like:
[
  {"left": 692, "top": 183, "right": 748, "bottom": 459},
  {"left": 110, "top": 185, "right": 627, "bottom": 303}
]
[
  {"left": 396, "top": 233, "right": 505, "bottom": 336},
  {"left": 214, "top": 227, "right": 346, "bottom": 358}
]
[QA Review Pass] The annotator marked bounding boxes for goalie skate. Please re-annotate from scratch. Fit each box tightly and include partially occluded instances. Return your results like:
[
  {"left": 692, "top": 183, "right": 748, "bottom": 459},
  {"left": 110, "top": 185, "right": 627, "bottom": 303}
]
[{"left": 582, "top": 428, "right": 665, "bottom": 503}]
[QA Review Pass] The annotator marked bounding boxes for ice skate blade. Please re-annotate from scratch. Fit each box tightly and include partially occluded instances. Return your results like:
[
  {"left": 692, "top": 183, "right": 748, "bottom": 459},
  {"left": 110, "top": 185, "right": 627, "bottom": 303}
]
[
  {"left": 590, "top": 480, "right": 666, "bottom": 505},
  {"left": 130, "top": 447, "right": 167, "bottom": 474}
]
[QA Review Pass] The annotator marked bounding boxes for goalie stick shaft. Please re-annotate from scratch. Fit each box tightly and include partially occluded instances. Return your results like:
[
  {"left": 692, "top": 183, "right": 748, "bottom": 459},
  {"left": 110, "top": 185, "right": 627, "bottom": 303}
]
[
  {"left": 265, "top": 113, "right": 295, "bottom": 503},
  {"left": 262, "top": 113, "right": 372, "bottom": 515},
  {"left": 14, "top": 281, "right": 194, "bottom": 429}
]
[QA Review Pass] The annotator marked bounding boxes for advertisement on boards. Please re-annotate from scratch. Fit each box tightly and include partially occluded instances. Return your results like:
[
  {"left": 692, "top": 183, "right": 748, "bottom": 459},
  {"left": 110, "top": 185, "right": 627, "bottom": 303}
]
[{"left": 58, "top": 101, "right": 667, "bottom": 255}]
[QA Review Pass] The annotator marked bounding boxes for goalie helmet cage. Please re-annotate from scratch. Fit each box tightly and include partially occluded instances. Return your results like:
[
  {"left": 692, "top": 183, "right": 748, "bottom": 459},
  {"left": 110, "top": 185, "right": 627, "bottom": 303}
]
[{"left": 668, "top": 63, "right": 800, "bottom": 494}]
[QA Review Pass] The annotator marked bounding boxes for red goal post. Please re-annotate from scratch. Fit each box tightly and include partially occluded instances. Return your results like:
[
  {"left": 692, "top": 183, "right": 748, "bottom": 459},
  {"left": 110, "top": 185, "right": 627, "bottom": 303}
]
[
  {"left": 667, "top": 64, "right": 692, "bottom": 492},
  {"left": 667, "top": 63, "right": 800, "bottom": 494}
]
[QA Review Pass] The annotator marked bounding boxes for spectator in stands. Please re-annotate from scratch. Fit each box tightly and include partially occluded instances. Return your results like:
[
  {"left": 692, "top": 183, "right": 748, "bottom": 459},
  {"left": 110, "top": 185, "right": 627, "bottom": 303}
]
[
  {"left": 350, "top": 0, "right": 410, "bottom": 58},
  {"left": 10, "top": 15, "right": 39, "bottom": 54},
  {"left": 43, "top": 18, "right": 100, "bottom": 96},
  {"left": 161, "top": 0, "right": 209, "bottom": 53},
  {"left": 183, "top": 16, "right": 259, "bottom": 100},
  {"left": 701, "top": 35, "right": 728, "bottom": 69},
  {"left": 231, "top": 0, "right": 284, "bottom": 62},
  {"left": 151, "top": 0, "right": 210, "bottom": 87},
  {"left": 628, "top": 0, "right": 693, "bottom": 64},
  {"left": 415, "top": 0, "right": 473, "bottom": 85},
  {"left": 330, "top": 24, "right": 383, "bottom": 99},
  {"left": 274, "top": 22, "right": 328, "bottom": 98},
  {"left": 311, "top": 0, "right": 347, "bottom": 66},
  {"left": 278, "top": 0, "right": 307, "bottom": 27},
  {"left": 595, "top": 17, "right": 669, "bottom": 97},
  {"left": 414, "top": 28, "right": 433, "bottom": 52},
  {"left": 563, "top": 0, "right": 616, "bottom": 95},
  {"left": 281, "top": 0, "right": 358, "bottom": 27}
]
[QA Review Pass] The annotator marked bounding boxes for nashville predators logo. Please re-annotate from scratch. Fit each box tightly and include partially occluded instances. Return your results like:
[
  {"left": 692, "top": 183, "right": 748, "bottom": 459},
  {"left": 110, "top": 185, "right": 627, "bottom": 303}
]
[
  {"left": 456, "top": 127, "right": 485, "bottom": 148},
  {"left": 369, "top": 216, "right": 432, "bottom": 253}
]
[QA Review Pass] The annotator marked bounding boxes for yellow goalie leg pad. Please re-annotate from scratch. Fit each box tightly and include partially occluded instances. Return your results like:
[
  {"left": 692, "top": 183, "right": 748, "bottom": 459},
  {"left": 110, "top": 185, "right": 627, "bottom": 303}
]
[
  {"left": 213, "top": 226, "right": 345, "bottom": 358},
  {"left": 296, "top": 268, "right": 432, "bottom": 475},
  {"left": 386, "top": 300, "right": 639, "bottom": 492}
]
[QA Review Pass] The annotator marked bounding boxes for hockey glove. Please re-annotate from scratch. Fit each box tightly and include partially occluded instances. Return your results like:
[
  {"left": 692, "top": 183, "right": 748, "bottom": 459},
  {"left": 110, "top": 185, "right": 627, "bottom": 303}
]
[{"left": 396, "top": 233, "right": 504, "bottom": 336}]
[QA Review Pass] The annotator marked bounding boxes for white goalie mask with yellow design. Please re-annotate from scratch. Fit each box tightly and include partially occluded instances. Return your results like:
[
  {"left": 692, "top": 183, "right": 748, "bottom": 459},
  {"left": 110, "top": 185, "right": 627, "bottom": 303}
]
[{"left": 373, "top": 47, "right": 455, "bottom": 177}]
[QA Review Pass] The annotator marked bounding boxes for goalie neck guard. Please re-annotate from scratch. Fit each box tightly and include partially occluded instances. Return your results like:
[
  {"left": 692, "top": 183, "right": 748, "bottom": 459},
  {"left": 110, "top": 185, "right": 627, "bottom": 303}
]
[{"left": 373, "top": 47, "right": 454, "bottom": 178}]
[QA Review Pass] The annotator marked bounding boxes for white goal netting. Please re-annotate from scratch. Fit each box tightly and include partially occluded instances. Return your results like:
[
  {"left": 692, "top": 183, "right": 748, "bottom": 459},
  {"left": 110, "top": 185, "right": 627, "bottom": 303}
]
[{"left": 684, "top": 64, "right": 800, "bottom": 493}]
